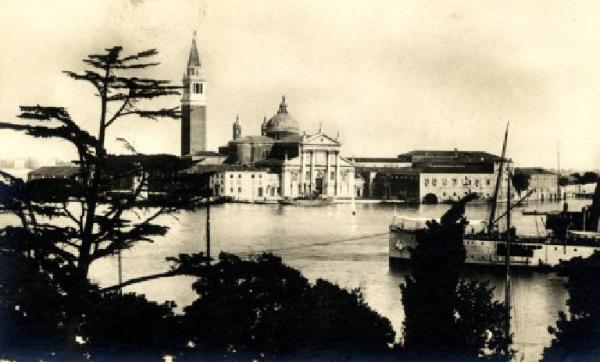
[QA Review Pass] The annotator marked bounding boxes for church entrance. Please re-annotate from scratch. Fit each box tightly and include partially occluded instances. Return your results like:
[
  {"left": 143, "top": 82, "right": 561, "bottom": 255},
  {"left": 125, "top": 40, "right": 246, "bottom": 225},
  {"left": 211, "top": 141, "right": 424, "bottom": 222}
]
[{"left": 315, "top": 177, "right": 323, "bottom": 195}]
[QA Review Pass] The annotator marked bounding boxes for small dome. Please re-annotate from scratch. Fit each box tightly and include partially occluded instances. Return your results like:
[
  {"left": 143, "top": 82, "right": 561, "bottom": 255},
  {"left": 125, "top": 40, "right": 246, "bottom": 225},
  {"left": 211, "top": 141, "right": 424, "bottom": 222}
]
[{"left": 265, "top": 96, "right": 300, "bottom": 137}]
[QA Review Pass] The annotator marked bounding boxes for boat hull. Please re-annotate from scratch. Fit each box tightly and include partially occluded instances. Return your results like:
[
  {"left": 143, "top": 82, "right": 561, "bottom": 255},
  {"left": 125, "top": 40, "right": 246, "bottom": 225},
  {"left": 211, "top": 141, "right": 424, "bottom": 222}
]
[{"left": 389, "top": 229, "right": 600, "bottom": 269}]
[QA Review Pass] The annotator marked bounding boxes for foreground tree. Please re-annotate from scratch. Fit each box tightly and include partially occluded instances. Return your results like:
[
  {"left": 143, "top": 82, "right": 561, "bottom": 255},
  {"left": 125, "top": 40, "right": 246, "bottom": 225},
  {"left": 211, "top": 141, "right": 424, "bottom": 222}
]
[
  {"left": 0, "top": 46, "right": 210, "bottom": 360},
  {"left": 180, "top": 253, "right": 396, "bottom": 360},
  {"left": 400, "top": 194, "right": 512, "bottom": 359},
  {"left": 0, "top": 46, "right": 195, "bottom": 287},
  {"left": 511, "top": 172, "right": 531, "bottom": 197},
  {"left": 543, "top": 252, "right": 600, "bottom": 360}
]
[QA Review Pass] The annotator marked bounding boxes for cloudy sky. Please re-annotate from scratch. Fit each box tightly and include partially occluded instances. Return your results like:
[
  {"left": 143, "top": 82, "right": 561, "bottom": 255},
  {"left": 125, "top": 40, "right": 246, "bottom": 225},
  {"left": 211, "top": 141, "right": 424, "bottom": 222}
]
[{"left": 1, "top": 0, "right": 599, "bottom": 169}]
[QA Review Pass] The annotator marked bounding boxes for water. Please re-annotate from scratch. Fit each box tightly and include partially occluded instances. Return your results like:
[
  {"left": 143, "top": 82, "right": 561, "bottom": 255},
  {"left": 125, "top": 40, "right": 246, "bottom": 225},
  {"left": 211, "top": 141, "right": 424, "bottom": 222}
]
[{"left": 1, "top": 199, "right": 592, "bottom": 361}]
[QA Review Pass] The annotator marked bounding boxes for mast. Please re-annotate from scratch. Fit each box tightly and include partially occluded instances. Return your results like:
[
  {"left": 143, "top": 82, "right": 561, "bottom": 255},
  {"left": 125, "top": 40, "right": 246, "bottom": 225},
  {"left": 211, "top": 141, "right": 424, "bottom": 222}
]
[
  {"left": 488, "top": 122, "right": 510, "bottom": 233},
  {"left": 557, "top": 141, "right": 561, "bottom": 201},
  {"left": 505, "top": 168, "right": 512, "bottom": 346}
]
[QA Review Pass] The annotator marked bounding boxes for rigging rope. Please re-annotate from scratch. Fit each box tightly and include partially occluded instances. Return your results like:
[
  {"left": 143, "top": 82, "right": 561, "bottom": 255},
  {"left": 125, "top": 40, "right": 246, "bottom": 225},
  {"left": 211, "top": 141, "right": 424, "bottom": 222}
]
[{"left": 238, "top": 231, "right": 389, "bottom": 255}]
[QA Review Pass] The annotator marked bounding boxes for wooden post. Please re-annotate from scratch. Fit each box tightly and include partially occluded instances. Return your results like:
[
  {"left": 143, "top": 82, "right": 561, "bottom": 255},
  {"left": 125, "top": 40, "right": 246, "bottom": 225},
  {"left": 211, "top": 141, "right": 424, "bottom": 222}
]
[
  {"left": 505, "top": 170, "right": 512, "bottom": 350},
  {"left": 206, "top": 196, "right": 211, "bottom": 262}
]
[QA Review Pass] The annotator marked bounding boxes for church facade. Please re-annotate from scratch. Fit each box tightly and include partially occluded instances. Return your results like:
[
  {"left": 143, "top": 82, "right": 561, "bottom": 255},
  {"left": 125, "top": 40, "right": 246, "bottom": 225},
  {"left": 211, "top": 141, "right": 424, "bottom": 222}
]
[{"left": 217, "top": 97, "right": 356, "bottom": 200}]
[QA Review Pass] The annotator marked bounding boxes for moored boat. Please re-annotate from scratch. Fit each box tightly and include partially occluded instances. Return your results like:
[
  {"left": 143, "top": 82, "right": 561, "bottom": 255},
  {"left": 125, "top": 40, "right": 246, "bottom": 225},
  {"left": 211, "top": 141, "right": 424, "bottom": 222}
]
[
  {"left": 278, "top": 196, "right": 334, "bottom": 207},
  {"left": 389, "top": 123, "right": 600, "bottom": 270}
]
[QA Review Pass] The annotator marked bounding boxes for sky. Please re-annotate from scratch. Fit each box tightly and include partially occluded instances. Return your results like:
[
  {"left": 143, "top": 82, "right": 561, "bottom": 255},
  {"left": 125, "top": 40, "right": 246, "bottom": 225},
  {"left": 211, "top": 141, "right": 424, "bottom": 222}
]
[{"left": 1, "top": 0, "right": 599, "bottom": 169}]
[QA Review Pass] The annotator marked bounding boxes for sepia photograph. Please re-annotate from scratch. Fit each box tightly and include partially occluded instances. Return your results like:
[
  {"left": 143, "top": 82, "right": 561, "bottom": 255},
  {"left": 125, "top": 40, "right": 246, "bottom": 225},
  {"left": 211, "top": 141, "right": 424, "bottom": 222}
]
[{"left": 1, "top": 0, "right": 600, "bottom": 361}]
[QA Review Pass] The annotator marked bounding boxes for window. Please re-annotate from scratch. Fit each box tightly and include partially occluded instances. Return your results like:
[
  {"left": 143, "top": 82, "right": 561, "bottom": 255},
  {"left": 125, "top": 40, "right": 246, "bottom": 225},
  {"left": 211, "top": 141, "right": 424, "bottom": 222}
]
[
  {"left": 330, "top": 171, "right": 335, "bottom": 180},
  {"left": 424, "top": 178, "right": 429, "bottom": 187},
  {"left": 486, "top": 179, "right": 491, "bottom": 186},
  {"left": 193, "top": 83, "right": 203, "bottom": 94},
  {"left": 259, "top": 174, "right": 262, "bottom": 178},
  {"left": 432, "top": 178, "right": 437, "bottom": 187},
  {"left": 230, "top": 174, "right": 233, "bottom": 178},
  {"left": 238, "top": 187, "right": 242, "bottom": 193},
  {"left": 475, "top": 179, "right": 480, "bottom": 187},
  {"left": 238, "top": 174, "right": 242, "bottom": 178},
  {"left": 306, "top": 171, "right": 310, "bottom": 180},
  {"left": 251, "top": 174, "right": 255, "bottom": 178},
  {"left": 452, "top": 178, "right": 457, "bottom": 186},
  {"left": 230, "top": 187, "right": 233, "bottom": 193},
  {"left": 442, "top": 178, "right": 447, "bottom": 186}
]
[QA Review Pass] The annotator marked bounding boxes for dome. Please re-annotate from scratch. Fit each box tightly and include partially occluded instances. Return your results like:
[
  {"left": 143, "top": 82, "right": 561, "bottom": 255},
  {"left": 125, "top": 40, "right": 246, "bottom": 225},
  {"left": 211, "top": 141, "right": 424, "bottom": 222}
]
[{"left": 265, "top": 96, "right": 300, "bottom": 138}]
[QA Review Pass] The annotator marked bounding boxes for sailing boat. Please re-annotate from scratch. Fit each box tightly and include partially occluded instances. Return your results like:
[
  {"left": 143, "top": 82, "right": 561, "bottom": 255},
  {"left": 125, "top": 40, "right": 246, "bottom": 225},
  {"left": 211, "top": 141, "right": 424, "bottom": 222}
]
[{"left": 388, "top": 125, "right": 600, "bottom": 269}]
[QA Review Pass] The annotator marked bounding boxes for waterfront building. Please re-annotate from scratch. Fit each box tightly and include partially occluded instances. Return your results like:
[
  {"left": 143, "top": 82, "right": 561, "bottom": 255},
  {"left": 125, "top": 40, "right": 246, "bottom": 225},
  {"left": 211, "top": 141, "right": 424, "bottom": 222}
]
[
  {"left": 513, "top": 167, "right": 559, "bottom": 201},
  {"left": 181, "top": 34, "right": 207, "bottom": 157},
  {"left": 348, "top": 157, "right": 412, "bottom": 198},
  {"left": 208, "top": 168, "right": 280, "bottom": 202},
  {"left": 369, "top": 150, "right": 512, "bottom": 203},
  {"left": 28, "top": 166, "right": 79, "bottom": 181},
  {"left": 218, "top": 96, "right": 356, "bottom": 199}
]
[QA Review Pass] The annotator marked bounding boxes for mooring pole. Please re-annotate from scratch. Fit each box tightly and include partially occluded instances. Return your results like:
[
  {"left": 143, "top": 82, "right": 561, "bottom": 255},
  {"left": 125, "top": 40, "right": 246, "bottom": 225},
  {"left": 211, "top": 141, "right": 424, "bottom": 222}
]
[{"left": 206, "top": 196, "right": 211, "bottom": 262}]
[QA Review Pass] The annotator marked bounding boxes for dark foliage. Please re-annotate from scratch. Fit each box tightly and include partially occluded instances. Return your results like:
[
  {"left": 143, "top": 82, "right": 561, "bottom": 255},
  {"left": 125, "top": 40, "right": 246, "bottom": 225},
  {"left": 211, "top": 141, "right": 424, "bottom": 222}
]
[
  {"left": 180, "top": 252, "right": 395, "bottom": 359},
  {"left": 570, "top": 172, "right": 599, "bottom": 185},
  {"left": 80, "top": 292, "right": 181, "bottom": 361},
  {"left": 511, "top": 173, "right": 531, "bottom": 195},
  {"left": 401, "top": 193, "right": 511, "bottom": 359},
  {"left": 543, "top": 252, "right": 600, "bottom": 360},
  {"left": 422, "top": 192, "right": 439, "bottom": 204}
]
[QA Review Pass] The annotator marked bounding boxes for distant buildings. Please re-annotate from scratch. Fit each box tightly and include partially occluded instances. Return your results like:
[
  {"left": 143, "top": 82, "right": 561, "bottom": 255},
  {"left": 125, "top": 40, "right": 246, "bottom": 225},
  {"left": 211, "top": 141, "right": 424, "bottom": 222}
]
[
  {"left": 28, "top": 166, "right": 79, "bottom": 181},
  {"left": 513, "top": 167, "right": 559, "bottom": 201},
  {"left": 354, "top": 150, "right": 510, "bottom": 203}
]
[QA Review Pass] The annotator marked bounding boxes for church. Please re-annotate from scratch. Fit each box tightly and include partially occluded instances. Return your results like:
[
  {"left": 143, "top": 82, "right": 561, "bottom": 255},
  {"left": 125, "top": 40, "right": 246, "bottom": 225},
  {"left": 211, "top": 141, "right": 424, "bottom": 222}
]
[
  {"left": 180, "top": 36, "right": 356, "bottom": 201},
  {"left": 218, "top": 96, "right": 356, "bottom": 199}
]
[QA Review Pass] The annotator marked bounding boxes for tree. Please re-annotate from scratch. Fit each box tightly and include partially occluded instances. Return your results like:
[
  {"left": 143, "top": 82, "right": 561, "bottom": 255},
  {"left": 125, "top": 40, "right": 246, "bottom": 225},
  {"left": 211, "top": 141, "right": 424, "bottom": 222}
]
[
  {"left": 543, "top": 252, "right": 600, "bottom": 360},
  {"left": 180, "top": 253, "right": 395, "bottom": 360},
  {"left": 400, "top": 193, "right": 512, "bottom": 359},
  {"left": 582, "top": 171, "right": 599, "bottom": 185},
  {"left": 512, "top": 173, "right": 530, "bottom": 196},
  {"left": 0, "top": 47, "right": 212, "bottom": 359},
  {"left": 0, "top": 47, "right": 194, "bottom": 287}
]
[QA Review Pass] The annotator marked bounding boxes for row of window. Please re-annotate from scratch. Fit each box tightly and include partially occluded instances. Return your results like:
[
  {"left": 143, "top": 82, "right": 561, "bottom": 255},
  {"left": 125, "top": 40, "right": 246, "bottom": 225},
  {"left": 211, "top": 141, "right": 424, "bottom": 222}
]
[
  {"left": 223, "top": 173, "right": 263, "bottom": 179},
  {"left": 223, "top": 186, "right": 281, "bottom": 195},
  {"left": 424, "top": 177, "right": 492, "bottom": 187}
]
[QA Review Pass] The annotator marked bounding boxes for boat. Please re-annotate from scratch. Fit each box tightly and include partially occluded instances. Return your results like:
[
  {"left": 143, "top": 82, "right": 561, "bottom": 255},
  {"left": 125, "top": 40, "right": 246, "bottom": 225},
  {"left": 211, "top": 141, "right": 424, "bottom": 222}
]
[
  {"left": 389, "top": 124, "right": 600, "bottom": 269},
  {"left": 278, "top": 196, "right": 334, "bottom": 207},
  {"left": 521, "top": 210, "right": 548, "bottom": 216}
]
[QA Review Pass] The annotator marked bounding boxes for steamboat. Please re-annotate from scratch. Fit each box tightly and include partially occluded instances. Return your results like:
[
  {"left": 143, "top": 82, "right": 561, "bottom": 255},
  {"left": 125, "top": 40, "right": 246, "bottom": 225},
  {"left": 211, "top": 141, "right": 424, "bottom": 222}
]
[{"left": 389, "top": 126, "right": 600, "bottom": 269}]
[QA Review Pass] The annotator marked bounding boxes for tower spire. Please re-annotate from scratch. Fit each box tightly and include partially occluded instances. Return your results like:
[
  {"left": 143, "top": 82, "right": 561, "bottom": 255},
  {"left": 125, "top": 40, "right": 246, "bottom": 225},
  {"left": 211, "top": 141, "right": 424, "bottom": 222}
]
[{"left": 188, "top": 33, "right": 201, "bottom": 67}]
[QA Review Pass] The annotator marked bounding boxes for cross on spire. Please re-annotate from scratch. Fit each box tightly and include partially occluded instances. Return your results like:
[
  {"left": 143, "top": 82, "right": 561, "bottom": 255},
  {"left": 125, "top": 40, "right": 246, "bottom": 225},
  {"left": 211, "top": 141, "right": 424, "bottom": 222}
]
[{"left": 278, "top": 95, "right": 287, "bottom": 114}]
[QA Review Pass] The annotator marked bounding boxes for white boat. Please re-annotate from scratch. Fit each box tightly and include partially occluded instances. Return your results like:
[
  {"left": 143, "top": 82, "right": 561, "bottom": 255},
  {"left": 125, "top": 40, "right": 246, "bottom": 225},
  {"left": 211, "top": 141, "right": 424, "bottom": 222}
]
[{"left": 388, "top": 215, "right": 600, "bottom": 269}]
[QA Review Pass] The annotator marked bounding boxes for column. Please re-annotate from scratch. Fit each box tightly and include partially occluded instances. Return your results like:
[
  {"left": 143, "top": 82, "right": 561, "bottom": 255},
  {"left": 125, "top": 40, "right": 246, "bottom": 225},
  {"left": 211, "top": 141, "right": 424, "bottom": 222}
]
[
  {"left": 335, "top": 151, "right": 340, "bottom": 197},
  {"left": 325, "top": 151, "right": 331, "bottom": 196},
  {"left": 299, "top": 145, "right": 304, "bottom": 196},
  {"left": 310, "top": 150, "right": 315, "bottom": 195}
]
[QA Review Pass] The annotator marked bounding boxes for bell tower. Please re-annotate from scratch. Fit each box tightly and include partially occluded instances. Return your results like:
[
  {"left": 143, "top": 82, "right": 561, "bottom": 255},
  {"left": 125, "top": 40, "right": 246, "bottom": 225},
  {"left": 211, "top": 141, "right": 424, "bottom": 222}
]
[{"left": 181, "top": 32, "right": 207, "bottom": 156}]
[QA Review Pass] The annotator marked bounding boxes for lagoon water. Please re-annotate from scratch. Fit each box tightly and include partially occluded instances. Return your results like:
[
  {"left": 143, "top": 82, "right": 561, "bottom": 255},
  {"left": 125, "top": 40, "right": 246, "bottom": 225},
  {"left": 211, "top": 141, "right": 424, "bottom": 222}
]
[{"left": 2, "top": 199, "right": 592, "bottom": 361}]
